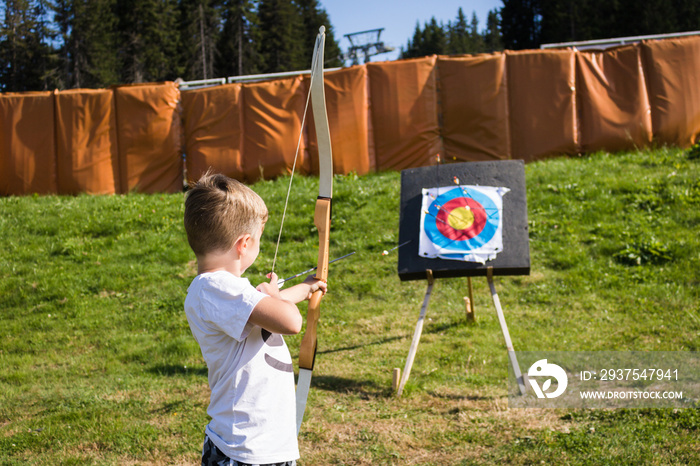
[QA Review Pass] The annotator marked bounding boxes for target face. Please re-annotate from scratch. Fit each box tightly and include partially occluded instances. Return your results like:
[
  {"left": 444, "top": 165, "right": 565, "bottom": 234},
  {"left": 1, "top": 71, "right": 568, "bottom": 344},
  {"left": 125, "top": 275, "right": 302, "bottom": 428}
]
[{"left": 419, "top": 185, "right": 508, "bottom": 263}]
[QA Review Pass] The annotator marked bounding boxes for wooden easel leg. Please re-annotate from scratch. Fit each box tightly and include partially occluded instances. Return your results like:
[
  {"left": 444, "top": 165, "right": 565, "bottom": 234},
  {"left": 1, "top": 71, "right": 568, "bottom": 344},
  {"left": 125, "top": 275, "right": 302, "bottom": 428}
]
[
  {"left": 464, "top": 276, "right": 475, "bottom": 322},
  {"left": 396, "top": 270, "right": 435, "bottom": 397},
  {"left": 487, "top": 267, "right": 527, "bottom": 395},
  {"left": 392, "top": 368, "right": 401, "bottom": 391}
]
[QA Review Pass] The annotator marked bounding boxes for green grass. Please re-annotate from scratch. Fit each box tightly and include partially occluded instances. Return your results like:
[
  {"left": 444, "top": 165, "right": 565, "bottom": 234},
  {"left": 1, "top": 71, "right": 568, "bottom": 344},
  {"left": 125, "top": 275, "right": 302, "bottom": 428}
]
[{"left": 1, "top": 147, "right": 699, "bottom": 464}]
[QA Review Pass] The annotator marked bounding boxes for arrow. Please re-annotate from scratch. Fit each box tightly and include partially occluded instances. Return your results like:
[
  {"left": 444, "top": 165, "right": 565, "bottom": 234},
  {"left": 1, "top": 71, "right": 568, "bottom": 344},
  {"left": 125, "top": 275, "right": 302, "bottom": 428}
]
[
  {"left": 381, "top": 240, "right": 411, "bottom": 256},
  {"left": 277, "top": 252, "right": 355, "bottom": 288}
]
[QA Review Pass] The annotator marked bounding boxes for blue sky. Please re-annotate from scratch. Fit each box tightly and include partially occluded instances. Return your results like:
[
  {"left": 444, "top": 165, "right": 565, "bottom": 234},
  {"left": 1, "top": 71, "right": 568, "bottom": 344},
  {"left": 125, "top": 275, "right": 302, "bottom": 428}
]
[{"left": 320, "top": 0, "right": 504, "bottom": 63}]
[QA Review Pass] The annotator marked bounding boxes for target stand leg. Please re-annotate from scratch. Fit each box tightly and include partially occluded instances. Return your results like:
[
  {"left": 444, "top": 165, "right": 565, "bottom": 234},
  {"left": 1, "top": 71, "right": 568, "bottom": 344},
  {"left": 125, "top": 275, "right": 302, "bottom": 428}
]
[
  {"left": 396, "top": 269, "right": 435, "bottom": 397},
  {"left": 464, "top": 276, "right": 476, "bottom": 322},
  {"left": 487, "top": 267, "right": 527, "bottom": 395}
]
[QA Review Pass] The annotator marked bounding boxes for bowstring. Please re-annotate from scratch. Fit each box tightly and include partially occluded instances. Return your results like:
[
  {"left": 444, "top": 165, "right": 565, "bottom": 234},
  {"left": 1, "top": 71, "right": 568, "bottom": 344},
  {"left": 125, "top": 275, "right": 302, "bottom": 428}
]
[{"left": 270, "top": 44, "right": 319, "bottom": 276}]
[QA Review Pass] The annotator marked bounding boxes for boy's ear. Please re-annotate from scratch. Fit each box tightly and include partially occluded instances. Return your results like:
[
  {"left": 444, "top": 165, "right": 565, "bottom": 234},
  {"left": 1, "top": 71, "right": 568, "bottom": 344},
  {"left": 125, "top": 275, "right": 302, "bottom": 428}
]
[{"left": 234, "top": 233, "right": 251, "bottom": 253}]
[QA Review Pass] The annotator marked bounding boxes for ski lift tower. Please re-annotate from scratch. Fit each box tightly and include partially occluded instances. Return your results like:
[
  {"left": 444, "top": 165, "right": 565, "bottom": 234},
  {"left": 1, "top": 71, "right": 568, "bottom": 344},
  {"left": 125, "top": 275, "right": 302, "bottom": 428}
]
[{"left": 343, "top": 28, "right": 395, "bottom": 65}]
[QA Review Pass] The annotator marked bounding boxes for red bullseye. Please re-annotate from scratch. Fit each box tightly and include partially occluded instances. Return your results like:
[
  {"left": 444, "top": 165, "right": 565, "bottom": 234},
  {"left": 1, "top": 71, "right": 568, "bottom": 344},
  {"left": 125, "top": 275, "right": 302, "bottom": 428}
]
[{"left": 435, "top": 197, "right": 487, "bottom": 240}]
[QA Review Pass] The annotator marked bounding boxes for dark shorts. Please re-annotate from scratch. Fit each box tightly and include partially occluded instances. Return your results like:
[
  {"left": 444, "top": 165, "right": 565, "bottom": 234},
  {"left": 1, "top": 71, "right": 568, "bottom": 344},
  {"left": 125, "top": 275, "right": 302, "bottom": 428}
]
[{"left": 201, "top": 435, "right": 296, "bottom": 466}]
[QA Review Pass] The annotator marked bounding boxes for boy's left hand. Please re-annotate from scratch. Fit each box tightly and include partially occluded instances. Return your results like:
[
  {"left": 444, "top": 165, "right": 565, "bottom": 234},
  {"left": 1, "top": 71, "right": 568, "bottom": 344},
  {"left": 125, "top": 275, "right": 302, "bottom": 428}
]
[{"left": 302, "top": 275, "right": 327, "bottom": 300}]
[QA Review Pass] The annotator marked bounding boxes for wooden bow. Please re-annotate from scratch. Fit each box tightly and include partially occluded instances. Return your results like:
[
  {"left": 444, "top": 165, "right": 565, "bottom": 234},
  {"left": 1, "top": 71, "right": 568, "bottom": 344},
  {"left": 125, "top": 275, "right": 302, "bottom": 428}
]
[{"left": 295, "top": 25, "right": 333, "bottom": 434}]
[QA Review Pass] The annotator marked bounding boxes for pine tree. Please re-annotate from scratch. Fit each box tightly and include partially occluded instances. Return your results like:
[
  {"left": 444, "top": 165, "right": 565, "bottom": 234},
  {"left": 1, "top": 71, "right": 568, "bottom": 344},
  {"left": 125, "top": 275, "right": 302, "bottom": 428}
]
[
  {"left": 483, "top": 9, "right": 503, "bottom": 52},
  {"left": 400, "top": 18, "right": 447, "bottom": 58},
  {"left": 215, "top": 0, "right": 261, "bottom": 78},
  {"left": 402, "top": 7, "right": 503, "bottom": 59},
  {"left": 400, "top": 23, "right": 423, "bottom": 59},
  {"left": 115, "top": 0, "right": 180, "bottom": 83},
  {"left": 53, "top": 0, "right": 71, "bottom": 87},
  {"left": 673, "top": 0, "right": 700, "bottom": 33},
  {"left": 500, "top": 0, "right": 542, "bottom": 50},
  {"left": 533, "top": 0, "right": 687, "bottom": 47},
  {"left": 469, "top": 12, "right": 484, "bottom": 52},
  {"left": 178, "top": 0, "right": 220, "bottom": 81},
  {"left": 32, "top": 0, "right": 59, "bottom": 89},
  {"left": 0, "top": 0, "right": 57, "bottom": 91},
  {"left": 425, "top": 18, "right": 447, "bottom": 55},
  {"left": 447, "top": 7, "right": 469, "bottom": 54},
  {"left": 257, "top": 0, "right": 303, "bottom": 72},
  {"left": 67, "top": 0, "right": 119, "bottom": 88}
]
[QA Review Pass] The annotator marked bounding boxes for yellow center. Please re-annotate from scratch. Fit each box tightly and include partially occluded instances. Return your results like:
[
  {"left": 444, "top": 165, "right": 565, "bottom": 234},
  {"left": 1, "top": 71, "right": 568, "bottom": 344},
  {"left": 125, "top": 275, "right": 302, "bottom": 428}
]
[{"left": 448, "top": 206, "right": 474, "bottom": 230}]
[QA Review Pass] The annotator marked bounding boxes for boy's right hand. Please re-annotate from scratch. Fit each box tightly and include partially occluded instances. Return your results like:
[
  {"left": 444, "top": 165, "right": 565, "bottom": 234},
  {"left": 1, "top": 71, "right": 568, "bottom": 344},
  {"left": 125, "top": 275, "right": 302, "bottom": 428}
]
[
  {"left": 258, "top": 273, "right": 327, "bottom": 305},
  {"left": 256, "top": 272, "right": 282, "bottom": 298},
  {"left": 251, "top": 272, "right": 303, "bottom": 335}
]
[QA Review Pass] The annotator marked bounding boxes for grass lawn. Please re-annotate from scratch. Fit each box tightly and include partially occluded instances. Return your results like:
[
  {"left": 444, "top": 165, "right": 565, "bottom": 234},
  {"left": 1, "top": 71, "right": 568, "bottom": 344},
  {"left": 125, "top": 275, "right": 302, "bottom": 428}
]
[{"left": 1, "top": 147, "right": 698, "bottom": 464}]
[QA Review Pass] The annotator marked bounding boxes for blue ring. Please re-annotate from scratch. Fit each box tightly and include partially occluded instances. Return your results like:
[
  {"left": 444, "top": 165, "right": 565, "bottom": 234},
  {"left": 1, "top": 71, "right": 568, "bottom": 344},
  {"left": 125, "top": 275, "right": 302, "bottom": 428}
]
[{"left": 424, "top": 187, "right": 500, "bottom": 251}]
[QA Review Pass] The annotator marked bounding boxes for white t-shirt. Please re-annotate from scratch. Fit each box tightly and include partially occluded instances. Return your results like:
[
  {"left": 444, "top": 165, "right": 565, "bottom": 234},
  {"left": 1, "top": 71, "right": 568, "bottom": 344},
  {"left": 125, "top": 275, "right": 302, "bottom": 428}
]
[{"left": 184, "top": 271, "right": 299, "bottom": 463}]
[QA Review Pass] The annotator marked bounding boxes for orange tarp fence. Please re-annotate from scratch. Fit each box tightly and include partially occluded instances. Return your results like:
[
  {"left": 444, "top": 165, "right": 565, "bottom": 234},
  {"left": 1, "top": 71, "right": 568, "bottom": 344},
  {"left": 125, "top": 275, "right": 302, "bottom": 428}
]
[
  {"left": 506, "top": 49, "right": 578, "bottom": 162},
  {"left": 438, "top": 53, "right": 510, "bottom": 161},
  {"left": 305, "top": 65, "right": 372, "bottom": 176},
  {"left": 2, "top": 36, "right": 700, "bottom": 196},
  {"left": 240, "top": 77, "right": 306, "bottom": 183},
  {"left": 641, "top": 36, "right": 700, "bottom": 147},
  {"left": 0, "top": 92, "right": 57, "bottom": 195},
  {"left": 55, "top": 89, "right": 120, "bottom": 194},
  {"left": 576, "top": 46, "right": 653, "bottom": 153},
  {"left": 368, "top": 56, "right": 442, "bottom": 171},
  {"left": 181, "top": 66, "right": 372, "bottom": 185},
  {"left": 181, "top": 83, "right": 244, "bottom": 184},
  {"left": 114, "top": 82, "right": 182, "bottom": 194}
]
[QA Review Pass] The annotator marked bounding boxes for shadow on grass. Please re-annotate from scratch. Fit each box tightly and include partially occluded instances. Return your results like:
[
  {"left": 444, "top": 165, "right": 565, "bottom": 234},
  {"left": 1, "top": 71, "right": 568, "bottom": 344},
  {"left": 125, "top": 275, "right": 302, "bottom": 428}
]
[
  {"left": 151, "top": 400, "right": 189, "bottom": 414},
  {"left": 308, "top": 374, "right": 393, "bottom": 398},
  {"left": 428, "top": 391, "right": 495, "bottom": 402},
  {"left": 149, "top": 363, "right": 393, "bottom": 398},
  {"left": 315, "top": 335, "right": 405, "bottom": 356},
  {"left": 314, "top": 320, "right": 467, "bottom": 357}
]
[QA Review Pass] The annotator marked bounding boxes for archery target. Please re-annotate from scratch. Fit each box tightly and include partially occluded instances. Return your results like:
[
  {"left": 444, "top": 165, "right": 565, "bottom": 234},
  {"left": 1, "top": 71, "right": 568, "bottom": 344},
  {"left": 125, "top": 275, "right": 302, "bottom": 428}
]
[{"left": 419, "top": 185, "right": 509, "bottom": 263}]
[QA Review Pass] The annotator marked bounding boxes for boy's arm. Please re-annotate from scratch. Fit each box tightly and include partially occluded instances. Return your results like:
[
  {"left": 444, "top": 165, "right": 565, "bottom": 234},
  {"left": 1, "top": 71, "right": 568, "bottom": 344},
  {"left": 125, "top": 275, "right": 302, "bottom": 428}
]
[
  {"left": 279, "top": 274, "right": 327, "bottom": 304},
  {"left": 250, "top": 273, "right": 326, "bottom": 335},
  {"left": 248, "top": 296, "right": 302, "bottom": 335}
]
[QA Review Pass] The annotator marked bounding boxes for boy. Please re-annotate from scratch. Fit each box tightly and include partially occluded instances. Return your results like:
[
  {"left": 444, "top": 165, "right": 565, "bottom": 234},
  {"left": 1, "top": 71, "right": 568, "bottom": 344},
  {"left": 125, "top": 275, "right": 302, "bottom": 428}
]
[{"left": 183, "top": 172, "right": 326, "bottom": 466}]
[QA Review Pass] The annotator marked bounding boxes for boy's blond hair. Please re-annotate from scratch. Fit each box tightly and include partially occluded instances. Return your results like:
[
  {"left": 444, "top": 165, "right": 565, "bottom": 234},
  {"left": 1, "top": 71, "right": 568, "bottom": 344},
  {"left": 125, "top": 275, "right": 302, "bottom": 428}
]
[{"left": 184, "top": 172, "right": 268, "bottom": 256}]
